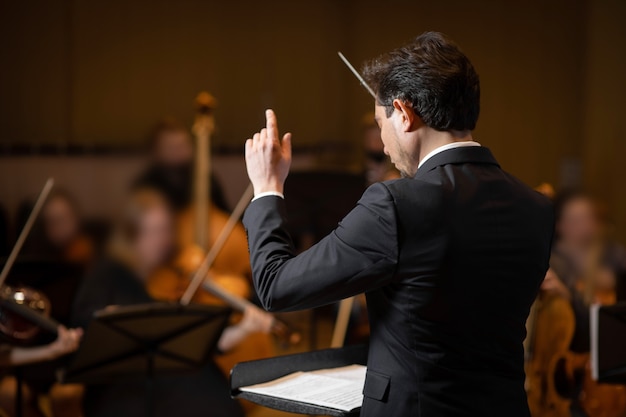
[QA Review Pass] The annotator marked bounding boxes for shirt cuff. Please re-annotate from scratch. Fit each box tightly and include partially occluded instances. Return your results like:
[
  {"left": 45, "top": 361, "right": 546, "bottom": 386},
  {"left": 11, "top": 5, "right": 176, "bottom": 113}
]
[{"left": 252, "top": 191, "right": 285, "bottom": 202}]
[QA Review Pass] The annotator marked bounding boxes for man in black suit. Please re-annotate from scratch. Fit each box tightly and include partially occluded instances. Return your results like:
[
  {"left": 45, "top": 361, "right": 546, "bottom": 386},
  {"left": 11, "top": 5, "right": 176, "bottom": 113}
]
[{"left": 243, "top": 32, "right": 554, "bottom": 416}]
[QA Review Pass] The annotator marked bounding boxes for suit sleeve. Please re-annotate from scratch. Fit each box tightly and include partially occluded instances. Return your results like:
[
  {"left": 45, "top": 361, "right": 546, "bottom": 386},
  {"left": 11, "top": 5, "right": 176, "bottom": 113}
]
[{"left": 242, "top": 182, "right": 398, "bottom": 312}]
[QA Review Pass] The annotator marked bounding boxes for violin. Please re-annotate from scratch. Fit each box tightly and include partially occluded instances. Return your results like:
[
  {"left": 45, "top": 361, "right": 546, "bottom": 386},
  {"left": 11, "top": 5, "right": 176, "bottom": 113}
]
[{"left": 0, "top": 286, "right": 59, "bottom": 342}]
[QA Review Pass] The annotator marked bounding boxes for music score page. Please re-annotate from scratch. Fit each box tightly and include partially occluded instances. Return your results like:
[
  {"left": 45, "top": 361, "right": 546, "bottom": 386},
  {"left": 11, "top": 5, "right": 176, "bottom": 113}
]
[{"left": 239, "top": 364, "right": 366, "bottom": 412}]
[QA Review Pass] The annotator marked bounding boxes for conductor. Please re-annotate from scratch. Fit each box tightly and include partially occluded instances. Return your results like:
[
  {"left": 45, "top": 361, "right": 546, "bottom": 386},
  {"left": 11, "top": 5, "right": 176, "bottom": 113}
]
[{"left": 243, "top": 32, "right": 554, "bottom": 417}]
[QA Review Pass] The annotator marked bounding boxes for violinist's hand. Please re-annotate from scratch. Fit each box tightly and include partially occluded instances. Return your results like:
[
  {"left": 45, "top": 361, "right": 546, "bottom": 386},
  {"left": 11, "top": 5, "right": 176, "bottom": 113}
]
[
  {"left": 239, "top": 305, "right": 274, "bottom": 334},
  {"left": 217, "top": 306, "right": 275, "bottom": 352},
  {"left": 48, "top": 326, "right": 83, "bottom": 358},
  {"left": 245, "top": 109, "right": 292, "bottom": 196},
  {"left": 540, "top": 268, "right": 571, "bottom": 300}
]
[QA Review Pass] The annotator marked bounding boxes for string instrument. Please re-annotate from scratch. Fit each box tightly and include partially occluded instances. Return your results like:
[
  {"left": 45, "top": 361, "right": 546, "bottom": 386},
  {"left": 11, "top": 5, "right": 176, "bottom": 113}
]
[
  {"left": 525, "top": 273, "right": 577, "bottom": 417},
  {"left": 578, "top": 269, "right": 626, "bottom": 417},
  {"left": 0, "top": 178, "right": 62, "bottom": 344}
]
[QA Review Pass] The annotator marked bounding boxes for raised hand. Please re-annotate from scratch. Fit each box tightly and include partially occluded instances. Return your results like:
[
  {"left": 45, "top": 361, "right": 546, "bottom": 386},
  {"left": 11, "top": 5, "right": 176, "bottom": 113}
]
[{"left": 245, "top": 109, "right": 292, "bottom": 196}]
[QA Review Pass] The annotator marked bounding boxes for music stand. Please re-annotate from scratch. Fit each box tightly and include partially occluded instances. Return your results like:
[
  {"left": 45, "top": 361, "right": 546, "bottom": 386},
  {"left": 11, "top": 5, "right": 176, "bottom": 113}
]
[
  {"left": 591, "top": 302, "right": 626, "bottom": 383},
  {"left": 64, "top": 302, "right": 230, "bottom": 417},
  {"left": 231, "top": 344, "right": 368, "bottom": 416}
]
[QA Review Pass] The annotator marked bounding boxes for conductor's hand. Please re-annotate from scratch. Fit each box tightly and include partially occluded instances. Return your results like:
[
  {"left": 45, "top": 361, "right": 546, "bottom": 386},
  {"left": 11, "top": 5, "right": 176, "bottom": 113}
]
[{"left": 245, "top": 109, "right": 292, "bottom": 196}]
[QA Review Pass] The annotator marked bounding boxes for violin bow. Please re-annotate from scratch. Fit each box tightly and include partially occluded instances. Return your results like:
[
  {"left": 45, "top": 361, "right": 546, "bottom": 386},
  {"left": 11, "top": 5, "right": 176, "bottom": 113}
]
[
  {"left": 179, "top": 183, "right": 254, "bottom": 305},
  {"left": 0, "top": 178, "right": 54, "bottom": 287}
]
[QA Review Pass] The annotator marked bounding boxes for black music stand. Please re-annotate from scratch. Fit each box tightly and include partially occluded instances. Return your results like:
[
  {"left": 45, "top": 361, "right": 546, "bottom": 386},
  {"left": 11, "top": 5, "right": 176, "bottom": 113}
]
[
  {"left": 591, "top": 302, "right": 626, "bottom": 384},
  {"left": 64, "top": 302, "right": 230, "bottom": 417},
  {"left": 231, "top": 344, "right": 368, "bottom": 416}
]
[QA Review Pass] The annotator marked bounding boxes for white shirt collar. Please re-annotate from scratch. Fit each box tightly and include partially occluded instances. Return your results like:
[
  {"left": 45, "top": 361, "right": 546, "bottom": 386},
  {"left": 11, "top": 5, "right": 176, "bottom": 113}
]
[{"left": 417, "top": 141, "right": 481, "bottom": 169}]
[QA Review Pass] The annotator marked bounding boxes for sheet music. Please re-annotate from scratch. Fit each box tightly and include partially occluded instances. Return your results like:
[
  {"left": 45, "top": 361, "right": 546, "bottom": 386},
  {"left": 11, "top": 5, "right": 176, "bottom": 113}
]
[{"left": 239, "top": 364, "right": 366, "bottom": 412}]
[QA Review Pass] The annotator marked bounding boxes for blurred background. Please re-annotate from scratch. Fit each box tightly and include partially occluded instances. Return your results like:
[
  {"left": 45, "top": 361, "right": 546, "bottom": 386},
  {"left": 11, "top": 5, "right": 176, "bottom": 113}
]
[
  {"left": 1, "top": 1, "right": 626, "bottom": 416},
  {"left": 1, "top": 0, "right": 625, "bottom": 240}
]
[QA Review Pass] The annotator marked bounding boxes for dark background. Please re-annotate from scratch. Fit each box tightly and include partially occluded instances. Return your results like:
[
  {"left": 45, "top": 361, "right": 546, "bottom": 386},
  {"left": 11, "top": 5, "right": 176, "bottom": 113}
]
[{"left": 0, "top": 0, "right": 625, "bottom": 239}]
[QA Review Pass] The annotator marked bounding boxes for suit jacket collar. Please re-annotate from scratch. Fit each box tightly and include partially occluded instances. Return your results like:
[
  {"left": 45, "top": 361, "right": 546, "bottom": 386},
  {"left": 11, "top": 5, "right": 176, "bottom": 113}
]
[{"left": 414, "top": 146, "right": 500, "bottom": 179}]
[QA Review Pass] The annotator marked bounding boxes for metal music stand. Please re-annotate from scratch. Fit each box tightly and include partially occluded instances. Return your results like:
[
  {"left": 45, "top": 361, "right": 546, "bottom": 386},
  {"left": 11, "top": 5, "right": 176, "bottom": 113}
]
[
  {"left": 591, "top": 302, "right": 626, "bottom": 384},
  {"left": 64, "top": 302, "right": 230, "bottom": 417}
]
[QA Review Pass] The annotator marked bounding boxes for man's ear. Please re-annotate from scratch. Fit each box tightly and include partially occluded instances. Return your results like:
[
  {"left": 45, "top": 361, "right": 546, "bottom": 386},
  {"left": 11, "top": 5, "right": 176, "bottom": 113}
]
[{"left": 392, "top": 99, "right": 419, "bottom": 132}]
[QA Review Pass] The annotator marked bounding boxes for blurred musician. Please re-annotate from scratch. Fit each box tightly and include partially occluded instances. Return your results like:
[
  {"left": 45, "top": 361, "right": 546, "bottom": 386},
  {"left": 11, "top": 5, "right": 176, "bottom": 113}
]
[
  {"left": 24, "top": 189, "right": 95, "bottom": 266},
  {"left": 549, "top": 191, "right": 626, "bottom": 341},
  {"left": 0, "top": 328, "right": 82, "bottom": 369},
  {"left": 134, "top": 118, "right": 252, "bottom": 283},
  {"left": 544, "top": 191, "right": 626, "bottom": 417},
  {"left": 0, "top": 328, "right": 82, "bottom": 417},
  {"left": 71, "top": 188, "right": 269, "bottom": 417},
  {"left": 135, "top": 118, "right": 230, "bottom": 213},
  {"left": 0, "top": 189, "right": 93, "bottom": 417}
]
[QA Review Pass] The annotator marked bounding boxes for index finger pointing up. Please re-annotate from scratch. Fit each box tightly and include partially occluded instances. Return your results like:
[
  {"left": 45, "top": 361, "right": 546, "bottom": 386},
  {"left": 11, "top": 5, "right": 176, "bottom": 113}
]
[{"left": 265, "top": 109, "right": 279, "bottom": 143}]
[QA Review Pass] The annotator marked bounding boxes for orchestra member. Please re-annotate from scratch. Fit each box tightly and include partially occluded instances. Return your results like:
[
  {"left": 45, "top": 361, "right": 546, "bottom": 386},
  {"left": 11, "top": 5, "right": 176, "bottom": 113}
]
[
  {"left": 0, "top": 189, "right": 91, "bottom": 417},
  {"left": 135, "top": 118, "right": 230, "bottom": 213},
  {"left": 0, "top": 328, "right": 82, "bottom": 417},
  {"left": 72, "top": 189, "right": 270, "bottom": 417},
  {"left": 26, "top": 189, "right": 95, "bottom": 265},
  {"left": 0, "top": 327, "right": 81, "bottom": 368},
  {"left": 242, "top": 32, "right": 554, "bottom": 416},
  {"left": 545, "top": 191, "right": 626, "bottom": 416}
]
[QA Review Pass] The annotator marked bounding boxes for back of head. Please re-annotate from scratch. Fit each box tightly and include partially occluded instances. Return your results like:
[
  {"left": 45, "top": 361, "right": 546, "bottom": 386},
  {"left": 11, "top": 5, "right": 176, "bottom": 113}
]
[{"left": 363, "top": 32, "right": 480, "bottom": 132}]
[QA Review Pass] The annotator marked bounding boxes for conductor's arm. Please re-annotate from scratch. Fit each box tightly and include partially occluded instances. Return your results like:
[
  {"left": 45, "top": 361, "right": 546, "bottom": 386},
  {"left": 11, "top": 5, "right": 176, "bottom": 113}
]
[{"left": 244, "top": 110, "right": 398, "bottom": 312}]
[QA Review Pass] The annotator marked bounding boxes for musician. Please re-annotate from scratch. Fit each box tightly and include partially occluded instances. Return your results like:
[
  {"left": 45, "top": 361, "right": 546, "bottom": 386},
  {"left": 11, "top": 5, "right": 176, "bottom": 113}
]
[
  {"left": 549, "top": 191, "right": 626, "bottom": 346},
  {"left": 544, "top": 191, "right": 626, "bottom": 417},
  {"left": 0, "top": 189, "right": 91, "bottom": 417},
  {"left": 0, "top": 328, "right": 82, "bottom": 417},
  {"left": 243, "top": 32, "right": 554, "bottom": 416},
  {"left": 71, "top": 188, "right": 270, "bottom": 417},
  {"left": 135, "top": 118, "right": 230, "bottom": 213},
  {"left": 24, "top": 189, "right": 95, "bottom": 265}
]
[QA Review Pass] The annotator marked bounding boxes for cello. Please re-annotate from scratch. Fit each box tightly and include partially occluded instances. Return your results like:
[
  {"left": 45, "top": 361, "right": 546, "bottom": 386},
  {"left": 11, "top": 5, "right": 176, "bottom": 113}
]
[{"left": 525, "top": 268, "right": 577, "bottom": 417}]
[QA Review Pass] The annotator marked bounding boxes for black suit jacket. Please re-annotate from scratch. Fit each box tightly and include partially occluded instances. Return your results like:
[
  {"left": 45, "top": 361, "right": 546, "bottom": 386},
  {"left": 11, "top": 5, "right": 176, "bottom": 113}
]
[{"left": 243, "top": 147, "right": 554, "bottom": 417}]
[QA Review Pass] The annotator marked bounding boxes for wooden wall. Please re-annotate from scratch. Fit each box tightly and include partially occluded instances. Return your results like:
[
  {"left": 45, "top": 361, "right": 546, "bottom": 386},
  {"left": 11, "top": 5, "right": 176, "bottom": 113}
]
[{"left": 0, "top": 0, "right": 625, "bottom": 238}]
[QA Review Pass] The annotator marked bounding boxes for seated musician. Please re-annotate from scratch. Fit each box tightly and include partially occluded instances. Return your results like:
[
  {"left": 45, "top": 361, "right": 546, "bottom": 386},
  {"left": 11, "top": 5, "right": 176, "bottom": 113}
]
[
  {"left": 542, "top": 191, "right": 626, "bottom": 417},
  {"left": 135, "top": 117, "right": 231, "bottom": 213},
  {"left": 71, "top": 188, "right": 271, "bottom": 417},
  {"left": 0, "top": 188, "right": 92, "bottom": 417},
  {"left": 0, "top": 327, "right": 82, "bottom": 417},
  {"left": 134, "top": 118, "right": 253, "bottom": 284},
  {"left": 0, "top": 328, "right": 82, "bottom": 368},
  {"left": 25, "top": 189, "right": 95, "bottom": 266}
]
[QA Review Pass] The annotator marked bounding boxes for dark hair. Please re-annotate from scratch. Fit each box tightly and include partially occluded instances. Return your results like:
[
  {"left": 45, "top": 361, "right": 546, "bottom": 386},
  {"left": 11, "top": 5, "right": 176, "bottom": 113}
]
[
  {"left": 553, "top": 189, "right": 594, "bottom": 225},
  {"left": 363, "top": 32, "right": 480, "bottom": 131},
  {"left": 146, "top": 117, "right": 191, "bottom": 150}
]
